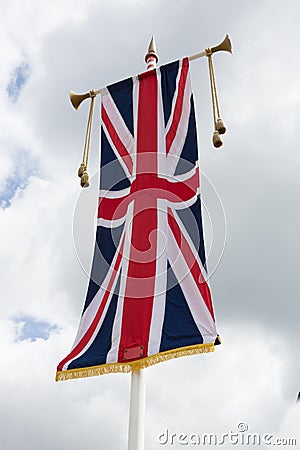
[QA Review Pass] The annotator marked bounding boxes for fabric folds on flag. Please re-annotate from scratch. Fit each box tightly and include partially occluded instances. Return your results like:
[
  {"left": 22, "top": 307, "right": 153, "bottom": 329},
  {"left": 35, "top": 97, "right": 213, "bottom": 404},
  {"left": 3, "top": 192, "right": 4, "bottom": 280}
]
[{"left": 56, "top": 58, "right": 218, "bottom": 381}]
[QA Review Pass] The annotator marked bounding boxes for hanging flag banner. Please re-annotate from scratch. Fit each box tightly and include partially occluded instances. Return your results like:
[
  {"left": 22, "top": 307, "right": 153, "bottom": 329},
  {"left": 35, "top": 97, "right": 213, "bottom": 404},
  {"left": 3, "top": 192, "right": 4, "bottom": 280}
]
[{"left": 56, "top": 57, "right": 218, "bottom": 381}]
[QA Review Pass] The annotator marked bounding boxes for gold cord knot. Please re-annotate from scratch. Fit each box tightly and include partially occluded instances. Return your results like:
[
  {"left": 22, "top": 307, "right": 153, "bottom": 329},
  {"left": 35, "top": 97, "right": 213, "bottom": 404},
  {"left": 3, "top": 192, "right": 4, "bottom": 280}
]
[{"left": 78, "top": 162, "right": 86, "bottom": 178}]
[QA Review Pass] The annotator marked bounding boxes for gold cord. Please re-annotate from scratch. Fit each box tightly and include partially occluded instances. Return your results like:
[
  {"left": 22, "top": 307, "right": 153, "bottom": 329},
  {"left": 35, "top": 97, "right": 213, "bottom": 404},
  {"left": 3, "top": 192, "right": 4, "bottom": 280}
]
[
  {"left": 83, "top": 90, "right": 95, "bottom": 167},
  {"left": 78, "top": 90, "right": 96, "bottom": 187},
  {"left": 206, "top": 49, "right": 226, "bottom": 147},
  {"left": 206, "top": 49, "right": 219, "bottom": 129}
]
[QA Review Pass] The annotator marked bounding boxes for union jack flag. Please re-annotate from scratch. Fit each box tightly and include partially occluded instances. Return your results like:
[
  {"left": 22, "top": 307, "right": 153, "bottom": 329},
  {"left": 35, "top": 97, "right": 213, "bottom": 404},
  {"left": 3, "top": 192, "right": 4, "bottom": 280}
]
[{"left": 56, "top": 57, "right": 218, "bottom": 381}]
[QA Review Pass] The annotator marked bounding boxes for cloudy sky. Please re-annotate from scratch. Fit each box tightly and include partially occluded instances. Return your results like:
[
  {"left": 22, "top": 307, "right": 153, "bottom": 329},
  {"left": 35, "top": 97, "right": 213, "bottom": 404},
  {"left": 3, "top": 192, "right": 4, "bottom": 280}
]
[{"left": 1, "top": 0, "right": 299, "bottom": 448}]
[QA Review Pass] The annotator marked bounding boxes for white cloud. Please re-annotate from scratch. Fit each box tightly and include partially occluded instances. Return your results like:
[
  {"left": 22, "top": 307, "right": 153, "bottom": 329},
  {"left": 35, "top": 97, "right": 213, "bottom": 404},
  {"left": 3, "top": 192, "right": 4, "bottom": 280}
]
[
  {"left": 276, "top": 405, "right": 300, "bottom": 442},
  {"left": 0, "top": 320, "right": 296, "bottom": 450}
]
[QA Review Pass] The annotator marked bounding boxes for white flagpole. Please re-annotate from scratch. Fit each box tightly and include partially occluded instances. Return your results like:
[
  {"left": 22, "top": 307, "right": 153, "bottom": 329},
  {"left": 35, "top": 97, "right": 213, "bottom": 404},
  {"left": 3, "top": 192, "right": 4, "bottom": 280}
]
[{"left": 128, "top": 370, "right": 146, "bottom": 450}]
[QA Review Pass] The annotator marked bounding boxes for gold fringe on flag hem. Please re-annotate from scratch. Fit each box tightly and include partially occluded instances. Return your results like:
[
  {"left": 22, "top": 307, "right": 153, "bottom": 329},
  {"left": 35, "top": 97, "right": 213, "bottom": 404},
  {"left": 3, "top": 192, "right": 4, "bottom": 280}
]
[{"left": 55, "top": 342, "right": 215, "bottom": 382}]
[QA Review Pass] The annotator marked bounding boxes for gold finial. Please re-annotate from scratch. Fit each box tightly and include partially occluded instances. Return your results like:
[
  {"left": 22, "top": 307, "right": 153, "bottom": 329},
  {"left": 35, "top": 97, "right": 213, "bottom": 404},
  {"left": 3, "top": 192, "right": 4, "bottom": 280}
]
[
  {"left": 145, "top": 36, "right": 159, "bottom": 64},
  {"left": 211, "top": 34, "right": 232, "bottom": 55},
  {"left": 70, "top": 91, "right": 92, "bottom": 110}
]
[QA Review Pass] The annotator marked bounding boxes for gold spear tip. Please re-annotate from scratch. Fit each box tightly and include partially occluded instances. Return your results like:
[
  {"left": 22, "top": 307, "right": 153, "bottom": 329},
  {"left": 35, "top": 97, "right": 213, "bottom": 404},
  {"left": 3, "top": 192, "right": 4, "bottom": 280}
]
[{"left": 145, "top": 35, "right": 159, "bottom": 63}]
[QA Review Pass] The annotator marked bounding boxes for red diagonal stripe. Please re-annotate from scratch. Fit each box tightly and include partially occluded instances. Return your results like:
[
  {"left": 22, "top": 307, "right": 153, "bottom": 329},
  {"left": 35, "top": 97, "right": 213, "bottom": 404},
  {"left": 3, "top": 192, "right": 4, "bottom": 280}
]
[
  {"left": 57, "top": 235, "right": 125, "bottom": 371},
  {"left": 166, "top": 58, "right": 189, "bottom": 155},
  {"left": 168, "top": 208, "right": 215, "bottom": 321},
  {"left": 102, "top": 105, "right": 133, "bottom": 175}
]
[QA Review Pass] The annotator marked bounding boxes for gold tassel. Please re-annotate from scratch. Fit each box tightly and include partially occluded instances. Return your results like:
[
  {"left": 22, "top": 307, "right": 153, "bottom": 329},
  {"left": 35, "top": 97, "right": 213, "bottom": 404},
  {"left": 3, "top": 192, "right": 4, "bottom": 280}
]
[
  {"left": 55, "top": 342, "right": 215, "bottom": 381},
  {"left": 216, "top": 118, "right": 226, "bottom": 135},
  {"left": 212, "top": 131, "right": 223, "bottom": 148},
  {"left": 207, "top": 48, "right": 227, "bottom": 147},
  {"left": 77, "top": 90, "right": 96, "bottom": 188},
  {"left": 80, "top": 170, "right": 90, "bottom": 188}
]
